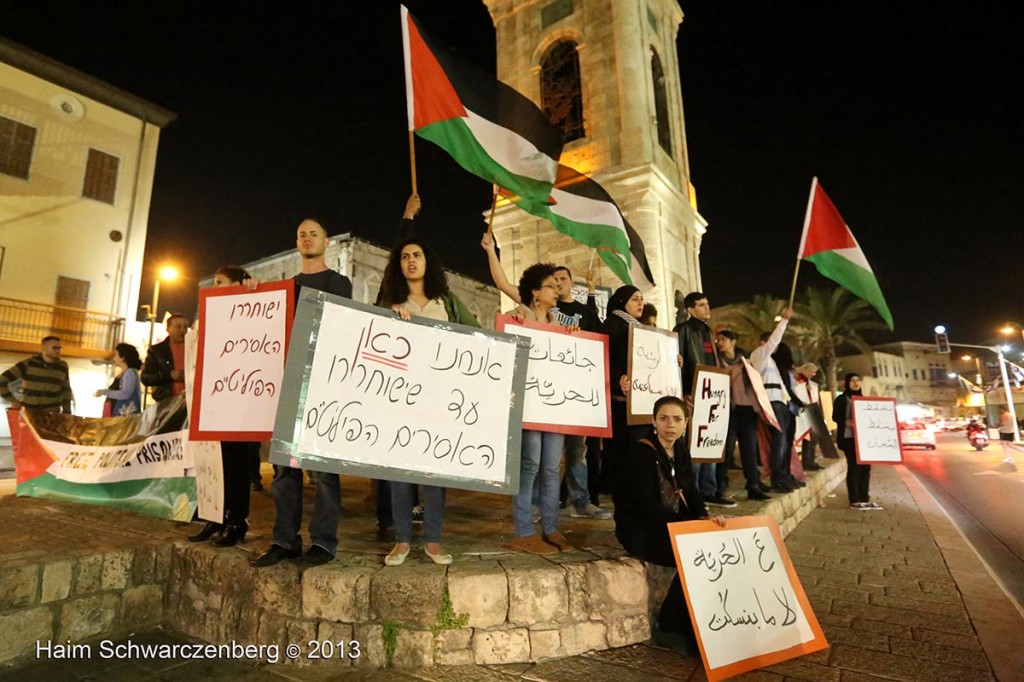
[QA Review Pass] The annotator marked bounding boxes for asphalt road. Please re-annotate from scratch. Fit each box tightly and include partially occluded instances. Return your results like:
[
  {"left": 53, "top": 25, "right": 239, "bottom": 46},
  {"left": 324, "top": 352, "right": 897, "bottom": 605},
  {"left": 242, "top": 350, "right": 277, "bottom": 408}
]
[{"left": 900, "top": 430, "right": 1024, "bottom": 616}]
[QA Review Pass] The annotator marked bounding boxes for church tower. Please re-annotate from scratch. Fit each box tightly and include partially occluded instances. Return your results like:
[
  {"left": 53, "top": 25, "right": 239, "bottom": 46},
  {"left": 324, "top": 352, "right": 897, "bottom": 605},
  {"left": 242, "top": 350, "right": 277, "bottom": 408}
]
[{"left": 483, "top": 0, "right": 706, "bottom": 324}]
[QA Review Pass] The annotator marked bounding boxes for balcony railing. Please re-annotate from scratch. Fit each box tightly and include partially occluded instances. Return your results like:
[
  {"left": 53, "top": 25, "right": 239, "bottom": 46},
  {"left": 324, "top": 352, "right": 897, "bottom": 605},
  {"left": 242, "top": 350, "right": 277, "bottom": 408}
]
[{"left": 0, "top": 297, "right": 124, "bottom": 358}]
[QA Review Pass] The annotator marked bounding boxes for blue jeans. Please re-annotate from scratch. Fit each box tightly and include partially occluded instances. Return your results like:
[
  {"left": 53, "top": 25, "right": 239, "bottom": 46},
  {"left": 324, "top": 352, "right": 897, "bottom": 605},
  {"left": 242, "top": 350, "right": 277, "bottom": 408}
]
[
  {"left": 691, "top": 462, "right": 717, "bottom": 498},
  {"left": 563, "top": 434, "right": 590, "bottom": 510},
  {"left": 391, "top": 482, "right": 445, "bottom": 543},
  {"left": 769, "top": 402, "right": 794, "bottom": 484},
  {"left": 271, "top": 466, "right": 341, "bottom": 555},
  {"left": 733, "top": 406, "right": 764, "bottom": 491},
  {"left": 514, "top": 430, "right": 564, "bottom": 536}
]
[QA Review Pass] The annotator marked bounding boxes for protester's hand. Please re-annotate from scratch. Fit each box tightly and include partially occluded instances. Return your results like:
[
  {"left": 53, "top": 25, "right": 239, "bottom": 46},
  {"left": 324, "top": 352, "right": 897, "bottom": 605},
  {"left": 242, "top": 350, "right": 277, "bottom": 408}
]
[
  {"left": 781, "top": 307, "right": 793, "bottom": 320},
  {"left": 170, "top": 370, "right": 184, "bottom": 381},
  {"left": 711, "top": 515, "right": 727, "bottom": 527},
  {"left": 8, "top": 400, "right": 22, "bottom": 410},
  {"left": 392, "top": 304, "right": 411, "bottom": 321},
  {"left": 564, "top": 322, "right": 580, "bottom": 333},
  {"left": 403, "top": 194, "right": 421, "bottom": 219},
  {"left": 243, "top": 277, "right": 260, "bottom": 291},
  {"left": 93, "top": 389, "right": 105, "bottom": 398},
  {"left": 510, "top": 304, "right": 528, "bottom": 323},
  {"left": 685, "top": 394, "right": 694, "bottom": 412},
  {"left": 619, "top": 375, "right": 630, "bottom": 394},
  {"left": 585, "top": 268, "right": 596, "bottom": 293},
  {"left": 480, "top": 230, "right": 495, "bottom": 253},
  {"left": 677, "top": 354, "right": 683, "bottom": 368}
]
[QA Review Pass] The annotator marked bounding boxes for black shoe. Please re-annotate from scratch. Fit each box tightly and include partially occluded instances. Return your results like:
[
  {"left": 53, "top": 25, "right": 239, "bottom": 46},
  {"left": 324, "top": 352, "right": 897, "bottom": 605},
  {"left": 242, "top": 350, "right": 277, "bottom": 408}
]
[
  {"left": 758, "top": 481, "right": 772, "bottom": 493},
  {"left": 747, "top": 489, "right": 772, "bottom": 501},
  {"left": 704, "top": 494, "right": 738, "bottom": 508},
  {"left": 770, "top": 483, "right": 795, "bottom": 493},
  {"left": 296, "top": 546, "right": 334, "bottom": 567},
  {"left": 250, "top": 544, "right": 301, "bottom": 567},
  {"left": 376, "top": 524, "right": 394, "bottom": 542},
  {"left": 250, "top": 480, "right": 264, "bottom": 492},
  {"left": 188, "top": 522, "right": 223, "bottom": 543},
  {"left": 213, "top": 521, "right": 248, "bottom": 547},
  {"left": 790, "top": 479, "right": 807, "bottom": 488}
]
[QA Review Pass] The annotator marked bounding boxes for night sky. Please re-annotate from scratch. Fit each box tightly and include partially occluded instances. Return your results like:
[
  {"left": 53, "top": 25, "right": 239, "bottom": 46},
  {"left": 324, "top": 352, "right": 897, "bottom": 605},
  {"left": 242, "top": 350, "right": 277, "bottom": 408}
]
[{"left": 6, "top": 1, "right": 1022, "bottom": 351}]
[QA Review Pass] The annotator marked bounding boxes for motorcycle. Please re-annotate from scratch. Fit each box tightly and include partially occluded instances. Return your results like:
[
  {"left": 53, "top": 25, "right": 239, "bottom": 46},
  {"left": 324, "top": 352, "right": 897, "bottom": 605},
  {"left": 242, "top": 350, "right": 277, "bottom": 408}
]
[{"left": 967, "top": 427, "right": 989, "bottom": 451}]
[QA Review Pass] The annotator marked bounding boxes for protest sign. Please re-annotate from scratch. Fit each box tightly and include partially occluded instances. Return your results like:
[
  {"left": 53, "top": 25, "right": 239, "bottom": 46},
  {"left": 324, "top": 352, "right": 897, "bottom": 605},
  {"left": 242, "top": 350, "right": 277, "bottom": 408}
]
[
  {"left": 627, "top": 325, "right": 682, "bottom": 425},
  {"left": 193, "top": 440, "right": 224, "bottom": 523},
  {"left": 191, "top": 280, "right": 294, "bottom": 441},
  {"left": 741, "top": 357, "right": 781, "bottom": 431},
  {"left": 852, "top": 396, "right": 903, "bottom": 464},
  {"left": 688, "top": 365, "right": 732, "bottom": 462},
  {"left": 496, "top": 316, "right": 610, "bottom": 437},
  {"left": 271, "top": 291, "right": 529, "bottom": 494},
  {"left": 670, "top": 515, "right": 828, "bottom": 681}
]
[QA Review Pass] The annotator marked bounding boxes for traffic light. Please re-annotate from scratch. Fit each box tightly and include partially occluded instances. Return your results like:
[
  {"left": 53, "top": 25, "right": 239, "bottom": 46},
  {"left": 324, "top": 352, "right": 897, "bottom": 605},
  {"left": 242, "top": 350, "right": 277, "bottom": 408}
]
[{"left": 935, "top": 332, "right": 950, "bottom": 354}]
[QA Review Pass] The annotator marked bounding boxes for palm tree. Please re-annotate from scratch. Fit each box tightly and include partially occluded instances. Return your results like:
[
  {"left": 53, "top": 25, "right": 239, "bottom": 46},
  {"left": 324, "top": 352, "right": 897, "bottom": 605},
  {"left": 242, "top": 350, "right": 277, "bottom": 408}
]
[
  {"left": 716, "top": 293, "right": 784, "bottom": 352},
  {"left": 793, "top": 286, "right": 889, "bottom": 393}
]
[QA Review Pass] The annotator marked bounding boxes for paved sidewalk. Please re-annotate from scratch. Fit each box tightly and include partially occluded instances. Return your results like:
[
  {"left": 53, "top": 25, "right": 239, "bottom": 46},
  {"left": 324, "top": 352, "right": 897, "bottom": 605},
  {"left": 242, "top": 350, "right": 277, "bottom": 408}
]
[{"left": 3, "top": 464, "right": 1019, "bottom": 680}]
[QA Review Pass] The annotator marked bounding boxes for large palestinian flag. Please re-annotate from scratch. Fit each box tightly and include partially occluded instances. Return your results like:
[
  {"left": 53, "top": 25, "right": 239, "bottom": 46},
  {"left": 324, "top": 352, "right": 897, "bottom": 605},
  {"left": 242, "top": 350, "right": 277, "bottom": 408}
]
[
  {"left": 513, "top": 164, "right": 656, "bottom": 289},
  {"left": 402, "top": 5, "right": 563, "bottom": 203},
  {"left": 797, "top": 177, "right": 894, "bottom": 329}
]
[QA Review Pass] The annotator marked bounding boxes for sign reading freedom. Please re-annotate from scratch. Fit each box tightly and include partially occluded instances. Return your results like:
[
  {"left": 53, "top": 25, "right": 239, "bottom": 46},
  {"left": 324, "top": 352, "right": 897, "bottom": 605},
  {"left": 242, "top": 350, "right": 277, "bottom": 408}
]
[{"left": 271, "top": 291, "right": 529, "bottom": 494}]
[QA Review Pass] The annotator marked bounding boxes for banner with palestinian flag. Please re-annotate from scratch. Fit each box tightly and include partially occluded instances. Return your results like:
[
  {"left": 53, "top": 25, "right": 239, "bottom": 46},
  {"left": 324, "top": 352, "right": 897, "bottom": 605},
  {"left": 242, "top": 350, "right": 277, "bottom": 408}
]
[
  {"left": 402, "top": 5, "right": 563, "bottom": 203},
  {"left": 512, "top": 164, "right": 656, "bottom": 290},
  {"left": 797, "top": 178, "right": 894, "bottom": 329},
  {"left": 9, "top": 395, "right": 198, "bottom": 521}
]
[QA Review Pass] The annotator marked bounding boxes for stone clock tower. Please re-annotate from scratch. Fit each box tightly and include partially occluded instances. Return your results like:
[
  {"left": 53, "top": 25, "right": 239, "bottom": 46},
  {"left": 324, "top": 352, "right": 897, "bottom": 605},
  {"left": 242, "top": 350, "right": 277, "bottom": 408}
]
[{"left": 482, "top": 0, "right": 707, "bottom": 324}]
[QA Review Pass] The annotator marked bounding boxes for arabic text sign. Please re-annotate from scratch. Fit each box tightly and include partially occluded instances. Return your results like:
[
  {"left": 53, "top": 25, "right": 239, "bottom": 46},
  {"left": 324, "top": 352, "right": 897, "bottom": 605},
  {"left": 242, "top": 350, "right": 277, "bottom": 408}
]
[
  {"left": 688, "top": 366, "right": 732, "bottom": 462},
  {"left": 741, "top": 357, "right": 781, "bottom": 431},
  {"left": 670, "top": 516, "right": 828, "bottom": 681},
  {"left": 192, "top": 281, "right": 294, "bottom": 441},
  {"left": 627, "top": 325, "right": 682, "bottom": 425},
  {"left": 852, "top": 396, "right": 903, "bottom": 464},
  {"left": 496, "top": 316, "right": 611, "bottom": 437},
  {"left": 271, "top": 293, "right": 527, "bottom": 494}
]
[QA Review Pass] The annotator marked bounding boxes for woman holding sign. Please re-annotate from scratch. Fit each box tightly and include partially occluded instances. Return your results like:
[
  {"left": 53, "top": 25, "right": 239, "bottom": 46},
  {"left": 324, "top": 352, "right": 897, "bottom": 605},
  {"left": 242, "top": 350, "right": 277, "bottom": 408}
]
[
  {"left": 377, "top": 236, "right": 481, "bottom": 566},
  {"left": 832, "top": 373, "right": 882, "bottom": 510}
]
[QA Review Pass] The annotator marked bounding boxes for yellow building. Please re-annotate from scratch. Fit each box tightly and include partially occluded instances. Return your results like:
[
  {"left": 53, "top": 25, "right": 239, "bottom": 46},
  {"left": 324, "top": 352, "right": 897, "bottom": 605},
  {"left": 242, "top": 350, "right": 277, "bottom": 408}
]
[{"left": 0, "top": 38, "right": 175, "bottom": 424}]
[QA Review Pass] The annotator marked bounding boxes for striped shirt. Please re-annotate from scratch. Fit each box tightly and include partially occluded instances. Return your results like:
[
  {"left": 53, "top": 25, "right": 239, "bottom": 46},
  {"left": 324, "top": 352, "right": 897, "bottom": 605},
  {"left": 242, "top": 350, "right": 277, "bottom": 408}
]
[{"left": 0, "top": 355, "right": 74, "bottom": 412}]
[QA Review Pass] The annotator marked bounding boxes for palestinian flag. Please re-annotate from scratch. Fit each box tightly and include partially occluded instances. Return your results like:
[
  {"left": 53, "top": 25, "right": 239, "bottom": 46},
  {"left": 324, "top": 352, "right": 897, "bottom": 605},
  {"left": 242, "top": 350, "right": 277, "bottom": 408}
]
[
  {"left": 513, "top": 164, "right": 656, "bottom": 289},
  {"left": 797, "top": 177, "right": 894, "bottom": 329},
  {"left": 402, "top": 6, "right": 563, "bottom": 202}
]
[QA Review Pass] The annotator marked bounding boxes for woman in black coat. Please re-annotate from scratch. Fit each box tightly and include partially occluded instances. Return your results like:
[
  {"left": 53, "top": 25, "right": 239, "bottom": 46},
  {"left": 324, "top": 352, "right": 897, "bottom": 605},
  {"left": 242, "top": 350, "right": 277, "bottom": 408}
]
[{"left": 832, "top": 373, "right": 882, "bottom": 510}]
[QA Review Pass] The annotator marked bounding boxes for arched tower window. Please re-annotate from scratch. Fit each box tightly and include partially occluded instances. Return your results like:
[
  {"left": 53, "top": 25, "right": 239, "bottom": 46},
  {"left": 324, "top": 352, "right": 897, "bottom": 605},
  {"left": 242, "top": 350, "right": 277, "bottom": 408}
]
[
  {"left": 651, "top": 48, "right": 672, "bottom": 155},
  {"left": 540, "top": 40, "right": 584, "bottom": 143}
]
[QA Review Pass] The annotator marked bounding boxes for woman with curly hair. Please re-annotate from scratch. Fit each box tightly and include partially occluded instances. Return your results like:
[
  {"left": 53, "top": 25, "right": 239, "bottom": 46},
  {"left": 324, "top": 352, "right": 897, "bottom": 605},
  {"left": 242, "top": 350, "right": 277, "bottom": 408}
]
[
  {"left": 376, "top": 235, "right": 480, "bottom": 566},
  {"left": 95, "top": 342, "right": 143, "bottom": 417}
]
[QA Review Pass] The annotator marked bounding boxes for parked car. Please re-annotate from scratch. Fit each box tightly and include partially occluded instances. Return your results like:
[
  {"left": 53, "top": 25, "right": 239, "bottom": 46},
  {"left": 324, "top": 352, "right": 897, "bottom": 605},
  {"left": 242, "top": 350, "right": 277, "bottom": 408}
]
[{"left": 899, "top": 420, "right": 937, "bottom": 449}]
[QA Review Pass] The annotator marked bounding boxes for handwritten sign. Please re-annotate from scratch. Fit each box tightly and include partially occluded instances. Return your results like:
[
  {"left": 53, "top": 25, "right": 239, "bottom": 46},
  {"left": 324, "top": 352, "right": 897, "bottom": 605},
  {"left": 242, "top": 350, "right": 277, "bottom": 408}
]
[
  {"left": 495, "top": 316, "right": 611, "bottom": 437},
  {"left": 627, "top": 325, "right": 683, "bottom": 425},
  {"left": 191, "top": 281, "right": 294, "bottom": 441},
  {"left": 193, "top": 439, "right": 224, "bottom": 523},
  {"left": 688, "top": 366, "right": 732, "bottom": 462},
  {"left": 270, "top": 291, "right": 528, "bottom": 494},
  {"left": 670, "top": 516, "right": 828, "bottom": 681},
  {"left": 569, "top": 284, "right": 612, "bottom": 322},
  {"left": 852, "top": 396, "right": 903, "bottom": 464},
  {"left": 741, "top": 357, "right": 781, "bottom": 431}
]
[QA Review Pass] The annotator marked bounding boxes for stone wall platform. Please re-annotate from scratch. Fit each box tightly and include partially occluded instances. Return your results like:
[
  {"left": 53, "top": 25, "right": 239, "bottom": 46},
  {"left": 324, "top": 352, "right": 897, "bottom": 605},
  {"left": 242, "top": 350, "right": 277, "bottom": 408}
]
[{"left": 0, "top": 457, "right": 845, "bottom": 669}]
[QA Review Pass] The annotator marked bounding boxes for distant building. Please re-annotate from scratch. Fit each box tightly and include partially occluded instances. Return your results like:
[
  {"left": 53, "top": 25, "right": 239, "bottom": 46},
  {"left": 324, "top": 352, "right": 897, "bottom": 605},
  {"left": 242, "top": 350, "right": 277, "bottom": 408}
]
[
  {"left": 209, "top": 234, "right": 503, "bottom": 329},
  {"left": 0, "top": 38, "right": 175, "bottom": 422},
  {"left": 839, "top": 342, "right": 956, "bottom": 415}
]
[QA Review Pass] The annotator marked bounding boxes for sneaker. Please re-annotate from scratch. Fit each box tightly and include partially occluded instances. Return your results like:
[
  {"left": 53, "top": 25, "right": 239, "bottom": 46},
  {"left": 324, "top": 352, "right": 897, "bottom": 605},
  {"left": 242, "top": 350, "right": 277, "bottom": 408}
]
[
  {"left": 511, "top": 534, "right": 558, "bottom": 555},
  {"left": 571, "top": 503, "right": 612, "bottom": 519},
  {"left": 411, "top": 505, "right": 424, "bottom": 523},
  {"left": 704, "top": 495, "right": 738, "bottom": 508},
  {"left": 861, "top": 501, "right": 884, "bottom": 510},
  {"left": 850, "top": 502, "right": 869, "bottom": 510}
]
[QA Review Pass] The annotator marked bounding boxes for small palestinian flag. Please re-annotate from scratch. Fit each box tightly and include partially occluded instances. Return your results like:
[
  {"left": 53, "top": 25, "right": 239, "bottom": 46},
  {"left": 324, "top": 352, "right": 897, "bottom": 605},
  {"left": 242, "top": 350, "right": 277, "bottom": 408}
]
[
  {"left": 797, "top": 178, "right": 894, "bottom": 329},
  {"left": 514, "top": 164, "right": 656, "bottom": 290},
  {"left": 402, "top": 6, "right": 563, "bottom": 203}
]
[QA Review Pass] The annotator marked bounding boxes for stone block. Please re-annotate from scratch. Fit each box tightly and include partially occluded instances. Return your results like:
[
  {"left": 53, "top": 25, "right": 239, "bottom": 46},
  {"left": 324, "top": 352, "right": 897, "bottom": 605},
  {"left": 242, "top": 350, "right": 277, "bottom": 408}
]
[
  {"left": 562, "top": 562, "right": 589, "bottom": 620},
  {"left": 58, "top": 593, "right": 119, "bottom": 641},
  {"left": 75, "top": 554, "right": 104, "bottom": 595},
  {"left": 253, "top": 562, "right": 303, "bottom": 619},
  {"left": 558, "top": 621, "right": 607, "bottom": 656},
  {"left": 235, "top": 602, "right": 262, "bottom": 643},
  {"left": 504, "top": 560, "right": 568, "bottom": 626},
  {"left": 473, "top": 627, "right": 530, "bottom": 665},
  {"left": 256, "top": 611, "right": 288, "bottom": 647},
  {"left": 41, "top": 560, "right": 73, "bottom": 604},
  {"left": 120, "top": 585, "right": 163, "bottom": 627},
  {"left": 371, "top": 564, "right": 445, "bottom": 628},
  {"left": 181, "top": 544, "right": 219, "bottom": 594},
  {"left": 317, "top": 622, "right": 355, "bottom": 666},
  {"left": 132, "top": 547, "right": 156, "bottom": 584},
  {"left": 392, "top": 628, "right": 434, "bottom": 667},
  {"left": 303, "top": 564, "right": 375, "bottom": 622},
  {"left": 434, "top": 628, "right": 473, "bottom": 666},
  {"left": 0, "top": 564, "right": 39, "bottom": 610},
  {"left": 605, "top": 613, "right": 650, "bottom": 648},
  {"left": 101, "top": 549, "right": 133, "bottom": 590},
  {"left": 284, "top": 619, "right": 318, "bottom": 666},
  {"left": 529, "top": 628, "right": 560, "bottom": 660},
  {"left": 0, "top": 607, "right": 53, "bottom": 664},
  {"left": 352, "top": 622, "right": 388, "bottom": 668},
  {"left": 585, "top": 558, "right": 647, "bottom": 616},
  {"left": 154, "top": 544, "right": 174, "bottom": 581},
  {"left": 447, "top": 561, "right": 508, "bottom": 628}
]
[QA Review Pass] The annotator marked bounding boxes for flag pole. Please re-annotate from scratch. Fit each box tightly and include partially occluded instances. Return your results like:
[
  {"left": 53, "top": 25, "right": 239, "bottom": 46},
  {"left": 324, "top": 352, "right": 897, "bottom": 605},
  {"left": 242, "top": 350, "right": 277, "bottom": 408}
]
[
  {"left": 408, "top": 130, "right": 418, "bottom": 195},
  {"left": 789, "top": 177, "right": 819, "bottom": 309},
  {"left": 401, "top": 6, "right": 417, "bottom": 195},
  {"left": 486, "top": 186, "right": 498, "bottom": 234}
]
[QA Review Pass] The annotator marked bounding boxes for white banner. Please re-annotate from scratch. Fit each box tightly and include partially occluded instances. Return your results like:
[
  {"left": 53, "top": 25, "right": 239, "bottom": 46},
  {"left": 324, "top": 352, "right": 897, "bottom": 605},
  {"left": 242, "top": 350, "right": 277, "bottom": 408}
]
[
  {"left": 45, "top": 431, "right": 196, "bottom": 484},
  {"left": 852, "top": 396, "right": 903, "bottom": 463},
  {"left": 193, "top": 440, "right": 224, "bottom": 523},
  {"left": 688, "top": 366, "right": 732, "bottom": 462},
  {"left": 627, "top": 325, "right": 682, "bottom": 424},
  {"left": 272, "top": 295, "right": 527, "bottom": 493}
]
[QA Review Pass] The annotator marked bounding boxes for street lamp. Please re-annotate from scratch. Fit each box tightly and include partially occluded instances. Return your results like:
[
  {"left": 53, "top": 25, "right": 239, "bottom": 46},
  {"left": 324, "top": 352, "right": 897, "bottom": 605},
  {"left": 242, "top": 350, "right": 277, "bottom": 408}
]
[
  {"left": 999, "top": 322, "right": 1024, "bottom": 344},
  {"left": 143, "top": 266, "right": 178, "bottom": 407}
]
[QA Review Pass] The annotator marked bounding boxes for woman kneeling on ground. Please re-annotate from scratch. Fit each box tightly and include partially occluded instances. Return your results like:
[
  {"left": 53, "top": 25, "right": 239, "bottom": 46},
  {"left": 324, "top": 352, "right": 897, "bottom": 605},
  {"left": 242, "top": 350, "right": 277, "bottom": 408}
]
[{"left": 613, "top": 395, "right": 725, "bottom": 652}]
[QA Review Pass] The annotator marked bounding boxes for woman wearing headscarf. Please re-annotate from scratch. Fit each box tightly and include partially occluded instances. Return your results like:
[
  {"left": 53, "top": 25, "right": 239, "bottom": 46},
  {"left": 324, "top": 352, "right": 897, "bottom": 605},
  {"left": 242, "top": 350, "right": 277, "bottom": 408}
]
[{"left": 832, "top": 373, "right": 882, "bottom": 510}]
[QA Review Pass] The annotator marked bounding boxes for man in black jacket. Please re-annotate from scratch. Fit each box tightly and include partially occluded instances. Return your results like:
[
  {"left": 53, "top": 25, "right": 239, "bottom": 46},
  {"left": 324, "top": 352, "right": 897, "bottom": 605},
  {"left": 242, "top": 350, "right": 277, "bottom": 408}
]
[{"left": 141, "top": 315, "right": 190, "bottom": 403}]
